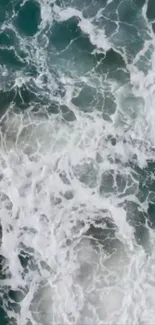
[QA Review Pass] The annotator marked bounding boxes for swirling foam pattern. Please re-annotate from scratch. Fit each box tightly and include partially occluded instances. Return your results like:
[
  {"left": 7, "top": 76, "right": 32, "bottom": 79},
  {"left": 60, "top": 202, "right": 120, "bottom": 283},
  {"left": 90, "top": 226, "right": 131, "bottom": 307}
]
[{"left": 1, "top": 0, "right": 155, "bottom": 324}]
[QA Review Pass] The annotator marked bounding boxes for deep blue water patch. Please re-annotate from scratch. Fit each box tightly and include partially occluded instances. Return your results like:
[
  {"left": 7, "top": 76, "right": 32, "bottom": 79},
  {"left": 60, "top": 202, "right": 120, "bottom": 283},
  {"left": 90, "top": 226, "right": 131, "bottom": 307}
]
[
  {"left": 95, "top": 49, "right": 125, "bottom": 72},
  {"left": 0, "top": 29, "right": 16, "bottom": 47},
  {"left": 14, "top": 0, "right": 41, "bottom": 36},
  {"left": 0, "top": 49, "right": 25, "bottom": 68},
  {"left": 146, "top": 0, "right": 155, "bottom": 21},
  {"left": 0, "top": 84, "right": 45, "bottom": 113},
  {"left": 0, "top": 305, "right": 9, "bottom": 325},
  {"left": 72, "top": 84, "right": 103, "bottom": 113},
  {"left": 50, "top": 17, "right": 95, "bottom": 52}
]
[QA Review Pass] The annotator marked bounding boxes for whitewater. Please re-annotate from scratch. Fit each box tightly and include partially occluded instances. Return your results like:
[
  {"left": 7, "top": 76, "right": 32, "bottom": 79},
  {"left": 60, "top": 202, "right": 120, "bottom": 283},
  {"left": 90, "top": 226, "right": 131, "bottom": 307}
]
[{"left": 1, "top": 0, "right": 155, "bottom": 324}]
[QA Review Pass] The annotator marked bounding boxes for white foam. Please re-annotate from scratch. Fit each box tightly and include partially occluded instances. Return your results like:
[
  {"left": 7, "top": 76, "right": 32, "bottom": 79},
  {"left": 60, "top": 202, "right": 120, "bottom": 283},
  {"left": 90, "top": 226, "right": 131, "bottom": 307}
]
[{"left": 1, "top": 0, "right": 155, "bottom": 324}]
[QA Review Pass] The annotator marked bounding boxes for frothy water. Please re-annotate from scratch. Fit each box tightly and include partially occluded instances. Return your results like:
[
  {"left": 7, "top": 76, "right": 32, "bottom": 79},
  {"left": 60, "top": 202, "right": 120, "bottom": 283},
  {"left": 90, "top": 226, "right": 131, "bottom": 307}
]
[{"left": 1, "top": 0, "right": 155, "bottom": 324}]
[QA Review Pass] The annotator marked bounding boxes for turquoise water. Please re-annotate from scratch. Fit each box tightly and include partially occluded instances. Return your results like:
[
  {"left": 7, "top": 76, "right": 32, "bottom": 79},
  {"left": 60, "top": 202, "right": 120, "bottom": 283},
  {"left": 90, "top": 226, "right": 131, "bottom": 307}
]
[{"left": 1, "top": 0, "right": 155, "bottom": 324}]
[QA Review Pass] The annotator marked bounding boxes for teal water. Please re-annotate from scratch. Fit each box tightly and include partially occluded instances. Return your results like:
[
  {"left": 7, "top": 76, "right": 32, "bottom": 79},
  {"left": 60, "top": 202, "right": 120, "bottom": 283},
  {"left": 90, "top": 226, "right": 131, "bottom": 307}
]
[{"left": 1, "top": 0, "right": 155, "bottom": 324}]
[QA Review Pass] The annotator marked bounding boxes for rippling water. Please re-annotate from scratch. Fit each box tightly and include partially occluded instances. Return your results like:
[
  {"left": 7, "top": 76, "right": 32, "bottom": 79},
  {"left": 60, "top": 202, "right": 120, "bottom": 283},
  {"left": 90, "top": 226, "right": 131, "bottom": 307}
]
[{"left": 1, "top": 0, "right": 155, "bottom": 324}]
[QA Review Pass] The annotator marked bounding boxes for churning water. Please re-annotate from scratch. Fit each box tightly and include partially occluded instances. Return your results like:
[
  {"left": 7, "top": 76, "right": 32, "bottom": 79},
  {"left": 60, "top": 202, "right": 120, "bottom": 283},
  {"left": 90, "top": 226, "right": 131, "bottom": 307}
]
[{"left": 1, "top": 0, "right": 155, "bottom": 324}]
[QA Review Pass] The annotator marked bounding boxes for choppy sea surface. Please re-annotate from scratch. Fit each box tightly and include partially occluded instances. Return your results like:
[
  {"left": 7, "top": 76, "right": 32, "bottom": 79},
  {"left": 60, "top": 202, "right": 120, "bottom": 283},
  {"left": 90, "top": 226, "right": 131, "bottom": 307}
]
[{"left": 1, "top": 0, "right": 155, "bottom": 324}]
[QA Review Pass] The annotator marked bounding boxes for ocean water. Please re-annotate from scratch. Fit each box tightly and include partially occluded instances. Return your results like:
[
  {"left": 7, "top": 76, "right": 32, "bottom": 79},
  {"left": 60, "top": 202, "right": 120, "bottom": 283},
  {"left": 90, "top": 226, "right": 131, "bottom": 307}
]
[{"left": 1, "top": 0, "right": 155, "bottom": 324}]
